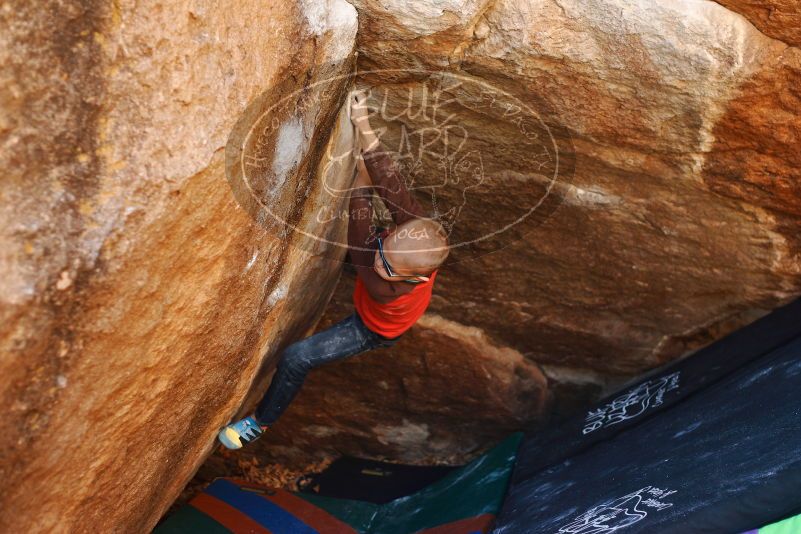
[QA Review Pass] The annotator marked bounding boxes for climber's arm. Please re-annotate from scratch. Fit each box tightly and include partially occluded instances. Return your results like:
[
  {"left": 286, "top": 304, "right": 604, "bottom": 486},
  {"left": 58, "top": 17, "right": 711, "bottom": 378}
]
[
  {"left": 351, "top": 91, "right": 425, "bottom": 226},
  {"left": 362, "top": 146, "right": 425, "bottom": 226},
  {"left": 347, "top": 163, "right": 415, "bottom": 304},
  {"left": 347, "top": 164, "right": 375, "bottom": 270}
]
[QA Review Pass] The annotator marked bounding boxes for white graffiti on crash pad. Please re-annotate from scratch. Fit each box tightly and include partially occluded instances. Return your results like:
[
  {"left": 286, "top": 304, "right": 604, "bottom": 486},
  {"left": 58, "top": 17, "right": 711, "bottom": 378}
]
[
  {"left": 557, "top": 486, "right": 677, "bottom": 533},
  {"left": 582, "top": 372, "right": 680, "bottom": 435}
]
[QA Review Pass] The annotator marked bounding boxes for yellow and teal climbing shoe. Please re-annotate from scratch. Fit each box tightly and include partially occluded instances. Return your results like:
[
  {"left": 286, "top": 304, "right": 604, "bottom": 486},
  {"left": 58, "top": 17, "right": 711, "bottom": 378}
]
[{"left": 217, "top": 416, "right": 267, "bottom": 450}]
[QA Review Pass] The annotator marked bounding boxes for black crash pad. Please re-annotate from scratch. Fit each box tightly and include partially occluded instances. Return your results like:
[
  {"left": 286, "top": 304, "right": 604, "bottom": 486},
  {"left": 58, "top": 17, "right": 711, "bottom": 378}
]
[
  {"left": 299, "top": 456, "right": 461, "bottom": 504},
  {"left": 512, "top": 298, "right": 801, "bottom": 483},
  {"left": 495, "top": 297, "right": 801, "bottom": 533}
]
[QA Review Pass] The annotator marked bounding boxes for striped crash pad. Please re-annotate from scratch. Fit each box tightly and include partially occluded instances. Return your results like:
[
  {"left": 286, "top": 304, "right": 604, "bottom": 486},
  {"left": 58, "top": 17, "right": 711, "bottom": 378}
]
[{"left": 155, "top": 432, "right": 522, "bottom": 534}]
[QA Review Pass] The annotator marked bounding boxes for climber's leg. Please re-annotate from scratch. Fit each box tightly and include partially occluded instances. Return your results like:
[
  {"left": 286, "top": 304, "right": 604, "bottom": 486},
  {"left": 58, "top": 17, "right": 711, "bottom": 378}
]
[
  {"left": 255, "top": 313, "right": 398, "bottom": 424},
  {"left": 218, "top": 313, "right": 398, "bottom": 449}
]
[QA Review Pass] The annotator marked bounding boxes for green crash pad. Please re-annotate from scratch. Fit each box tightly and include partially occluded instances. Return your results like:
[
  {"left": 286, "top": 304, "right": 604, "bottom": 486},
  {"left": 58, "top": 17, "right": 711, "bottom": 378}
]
[{"left": 751, "top": 512, "right": 801, "bottom": 534}]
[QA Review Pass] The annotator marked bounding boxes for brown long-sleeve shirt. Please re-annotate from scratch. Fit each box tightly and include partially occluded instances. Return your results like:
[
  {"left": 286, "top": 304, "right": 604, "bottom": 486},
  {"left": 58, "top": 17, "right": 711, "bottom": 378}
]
[{"left": 347, "top": 148, "right": 426, "bottom": 304}]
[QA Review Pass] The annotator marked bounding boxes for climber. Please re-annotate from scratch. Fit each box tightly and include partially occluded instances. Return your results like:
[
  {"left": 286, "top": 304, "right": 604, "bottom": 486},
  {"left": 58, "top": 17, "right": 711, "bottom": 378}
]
[{"left": 218, "top": 89, "right": 450, "bottom": 449}]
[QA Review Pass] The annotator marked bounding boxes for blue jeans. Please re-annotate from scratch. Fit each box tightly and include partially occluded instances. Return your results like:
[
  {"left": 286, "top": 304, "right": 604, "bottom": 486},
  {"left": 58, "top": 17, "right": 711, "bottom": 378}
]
[{"left": 255, "top": 313, "right": 400, "bottom": 425}]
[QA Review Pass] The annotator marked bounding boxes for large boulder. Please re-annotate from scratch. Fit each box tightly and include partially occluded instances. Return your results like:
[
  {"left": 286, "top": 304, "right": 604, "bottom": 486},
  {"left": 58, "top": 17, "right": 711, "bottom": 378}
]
[
  {"left": 0, "top": 0, "right": 357, "bottom": 531},
  {"left": 4, "top": 0, "right": 801, "bottom": 526}
]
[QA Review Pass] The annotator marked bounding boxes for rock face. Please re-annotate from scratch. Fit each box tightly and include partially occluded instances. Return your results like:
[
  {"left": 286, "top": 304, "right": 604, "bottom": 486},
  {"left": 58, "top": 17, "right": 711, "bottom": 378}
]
[
  {"left": 716, "top": 0, "right": 801, "bottom": 47},
  {"left": 248, "top": 0, "right": 800, "bottom": 463},
  {"left": 0, "top": 0, "right": 357, "bottom": 532},
  {"left": 3, "top": 0, "right": 801, "bottom": 529}
]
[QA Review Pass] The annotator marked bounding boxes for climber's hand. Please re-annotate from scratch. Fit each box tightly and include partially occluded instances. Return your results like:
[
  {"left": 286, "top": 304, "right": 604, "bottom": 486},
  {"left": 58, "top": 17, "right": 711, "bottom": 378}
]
[
  {"left": 351, "top": 89, "right": 381, "bottom": 153},
  {"left": 350, "top": 89, "right": 372, "bottom": 132}
]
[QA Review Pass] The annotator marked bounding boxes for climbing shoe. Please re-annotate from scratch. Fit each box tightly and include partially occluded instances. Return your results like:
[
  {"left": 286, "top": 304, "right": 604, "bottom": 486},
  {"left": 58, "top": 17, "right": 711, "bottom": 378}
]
[{"left": 217, "top": 416, "right": 268, "bottom": 450}]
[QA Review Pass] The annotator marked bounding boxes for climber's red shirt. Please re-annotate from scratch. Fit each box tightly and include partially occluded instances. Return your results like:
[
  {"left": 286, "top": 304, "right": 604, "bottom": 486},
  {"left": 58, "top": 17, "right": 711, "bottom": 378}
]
[
  {"left": 347, "top": 147, "right": 437, "bottom": 339},
  {"left": 353, "top": 269, "right": 438, "bottom": 339}
]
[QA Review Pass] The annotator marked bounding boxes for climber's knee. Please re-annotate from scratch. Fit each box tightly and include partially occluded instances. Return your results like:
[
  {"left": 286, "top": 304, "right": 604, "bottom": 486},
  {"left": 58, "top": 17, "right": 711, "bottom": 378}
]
[{"left": 279, "top": 345, "right": 312, "bottom": 378}]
